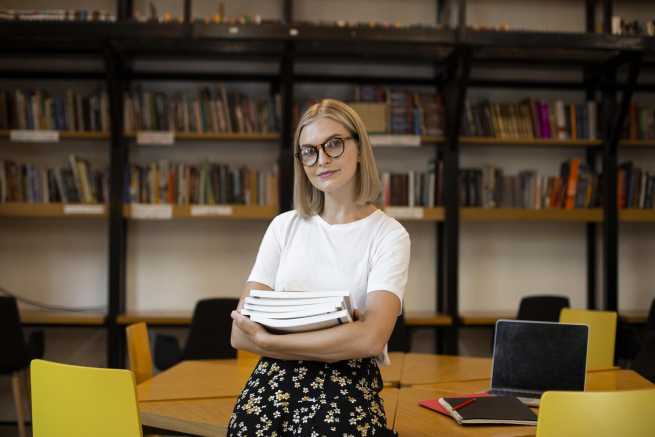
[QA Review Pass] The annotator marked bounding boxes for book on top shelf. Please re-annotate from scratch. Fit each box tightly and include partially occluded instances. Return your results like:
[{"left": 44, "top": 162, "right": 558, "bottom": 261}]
[
  {"left": 124, "top": 84, "right": 280, "bottom": 134},
  {"left": 241, "top": 290, "right": 353, "bottom": 333}
]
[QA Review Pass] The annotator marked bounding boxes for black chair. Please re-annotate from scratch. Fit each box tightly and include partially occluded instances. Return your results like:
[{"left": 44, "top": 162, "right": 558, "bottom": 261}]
[
  {"left": 154, "top": 298, "right": 239, "bottom": 371},
  {"left": 629, "top": 298, "right": 655, "bottom": 382},
  {"left": 491, "top": 295, "right": 571, "bottom": 353},
  {"left": 0, "top": 296, "right": 45, "bottom": 437},
  {"left": 387, "top": 314, "right": 410, "bottom": 353},
  {"left": 516, "top": 295, "right": 570, "bottom": 322}
]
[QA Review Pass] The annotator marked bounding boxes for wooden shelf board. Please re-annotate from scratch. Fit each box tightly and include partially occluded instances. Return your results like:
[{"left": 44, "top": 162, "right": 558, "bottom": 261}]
[
  {"left": 459, "top": 136, "right": 601, "bottom": 147},
  {"left": 619, "top": 140, "right": 655, "bottom": 148},
  {"left": 117, "top": 311, "right": 192, "bottom": 325},
  {"left": 124, "top": 204, "right": 278, "bottom": 220},
  {"left": 619, "top": 209, "right": 655, "bottom": 222},
  {"left": 0, "top": 129, "right": 110, "bottom": 140},
  {"left": 461, "top": 207, "right": 603, "bottom": 222},
  {"left": 20, "top": 309, "right": 106, "bottom": 325},
  {"left": 404, "top": 311, "right": 452, "bottom": 327},
  {"left": 459, "top": 311, "right": 515, "bottom": 326},
  {"left": 619, "top": 310, "right": 648, "bottom": 324},
  {"left": 383, "top": 207, "right": 444, "bottom": 221},
  {"left": 0, "top": 203, "right": 107, "bottom": 218},
  {"left": 126, "top": 132, "right": 279, "bottom": 141}
]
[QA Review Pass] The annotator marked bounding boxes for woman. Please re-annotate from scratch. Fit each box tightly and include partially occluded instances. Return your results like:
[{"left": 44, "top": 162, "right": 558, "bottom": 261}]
[{"left": 228, "top": 99, "right": 410, "bottom": 436}]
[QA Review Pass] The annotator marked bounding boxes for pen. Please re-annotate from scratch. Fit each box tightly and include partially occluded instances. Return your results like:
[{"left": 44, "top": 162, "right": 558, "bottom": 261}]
[{"left": 452, "top": 398, "right": 476, "bottom": 411}]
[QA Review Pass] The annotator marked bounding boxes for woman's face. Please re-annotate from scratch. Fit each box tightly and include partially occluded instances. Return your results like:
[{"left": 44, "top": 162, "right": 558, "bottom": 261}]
[{"left": 298, "top": 117, "right": 359, "bottom": 196}]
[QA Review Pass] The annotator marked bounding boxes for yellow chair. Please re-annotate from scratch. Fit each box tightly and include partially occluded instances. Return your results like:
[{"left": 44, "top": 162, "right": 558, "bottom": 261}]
[
  {"left": 560, "top": 308, "right": 617, "bottom": 370},
  {"left": 126, "top": 322, "right": 154, "bottom": 384},
  {"left": 31, "top": 359, "right": 143, "bottom": 437},
  {"left": 536, "top": 389, "right": 655, "bottom": 437}
]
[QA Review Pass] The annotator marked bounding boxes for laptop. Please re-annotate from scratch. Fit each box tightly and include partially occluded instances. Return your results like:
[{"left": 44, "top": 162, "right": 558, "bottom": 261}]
[{"left": 489, "top": 319, "right": 589, "bottom": 406}]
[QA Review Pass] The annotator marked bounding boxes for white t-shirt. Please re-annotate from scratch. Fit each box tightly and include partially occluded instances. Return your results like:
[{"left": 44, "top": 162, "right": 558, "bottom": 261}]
[{"left": 247, "top": 208, "right": 411, "bottom": 365}]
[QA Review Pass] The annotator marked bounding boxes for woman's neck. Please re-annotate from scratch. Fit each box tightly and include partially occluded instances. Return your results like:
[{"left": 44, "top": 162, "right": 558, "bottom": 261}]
[{"left": 320, "top": 199, "right": 376, "bottom": 225}]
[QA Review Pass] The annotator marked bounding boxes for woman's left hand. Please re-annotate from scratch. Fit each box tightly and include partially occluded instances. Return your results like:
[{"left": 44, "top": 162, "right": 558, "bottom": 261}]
[{"left": 231, "top": 310, "right": 270, "bottom": 348}]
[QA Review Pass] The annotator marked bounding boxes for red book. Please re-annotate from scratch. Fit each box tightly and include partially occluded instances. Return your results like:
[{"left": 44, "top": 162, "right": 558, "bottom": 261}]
[{"left": 419, "top": 392, "right": 490, "bottom": 416}]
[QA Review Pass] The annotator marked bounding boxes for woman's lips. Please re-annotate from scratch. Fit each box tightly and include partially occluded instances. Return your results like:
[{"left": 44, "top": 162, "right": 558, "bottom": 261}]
[{"left": 318, "top": 170, "right": 339, "bottom": 179}]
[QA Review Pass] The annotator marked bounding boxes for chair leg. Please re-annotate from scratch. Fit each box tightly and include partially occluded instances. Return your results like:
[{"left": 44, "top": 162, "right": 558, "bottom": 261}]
[{"left": 11, "top": 371, "right": 28, "bottom": 437}]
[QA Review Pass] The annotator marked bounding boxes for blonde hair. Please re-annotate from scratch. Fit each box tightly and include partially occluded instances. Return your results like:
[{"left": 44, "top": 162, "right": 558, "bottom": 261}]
[{"left": 293, "top": 99, "right": 382, "bottom": 218}]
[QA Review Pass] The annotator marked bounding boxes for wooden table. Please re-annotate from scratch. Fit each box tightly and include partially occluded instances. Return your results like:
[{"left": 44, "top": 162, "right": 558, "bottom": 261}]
[
  {"left": 423, "top": 369, "right": 654, "bottom": 394},
  {"left": 138, "top": 359, "right": 259, "bottom": 401},
  {"left": 139, "top": 387, "right": 399, "bottom": 436},
  {"left": 395, "top": 386, "right": 536, "bottom": 437},
  {"left": 400, "top": 354, "right": 492, "bottom": 386},
  {"left": 381, "top": 352, "right": 405, "bottom": 387},
  {"left": 394, "top": 370, "right": 653, "bottom": 437}
]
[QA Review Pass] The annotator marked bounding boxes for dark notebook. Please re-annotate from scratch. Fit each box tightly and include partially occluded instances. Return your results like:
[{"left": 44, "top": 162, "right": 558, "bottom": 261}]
[{"left": 438, "top": 396, "right": 538, "bottom": 426}]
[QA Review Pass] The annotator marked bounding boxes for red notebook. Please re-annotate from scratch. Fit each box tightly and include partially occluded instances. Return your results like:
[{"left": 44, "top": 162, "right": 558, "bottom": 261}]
[{"left": 419, "top": 392, "right": 490, "bottom": 416}]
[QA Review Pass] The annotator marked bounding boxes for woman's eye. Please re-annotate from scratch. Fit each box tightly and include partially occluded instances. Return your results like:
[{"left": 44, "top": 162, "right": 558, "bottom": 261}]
[{"left": 301, "top": 147, "right": 315, "bottom": 156}]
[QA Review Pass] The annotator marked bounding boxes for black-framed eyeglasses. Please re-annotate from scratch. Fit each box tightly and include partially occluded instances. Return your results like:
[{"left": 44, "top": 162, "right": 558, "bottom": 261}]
[{"left": 295, "top": 136, "right": 353, "bottom": 167}]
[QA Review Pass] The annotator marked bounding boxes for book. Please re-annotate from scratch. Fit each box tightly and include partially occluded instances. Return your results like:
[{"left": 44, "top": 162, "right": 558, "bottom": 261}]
[
  {"left": 240, "top": 302, "right": 344, "bottom": 319},
  {"left": 249, "top": 309, "right": 353, "bottom": 333},
  {"left": 437, "top": 396, "right": 538, "bottom": 426},
  {"left": 243, "top": 289, "right": 354, "bottom": 333},
  {"left": 419, "top": 392, "right": 489, "bottom": 417},
  {"left": 249, "top": 290, "right": 350, "bottom": 299}
]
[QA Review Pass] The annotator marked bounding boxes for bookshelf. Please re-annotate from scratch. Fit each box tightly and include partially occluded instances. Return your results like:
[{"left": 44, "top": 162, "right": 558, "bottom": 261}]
[
  {"left": 123, "top": 204, "right": 278, "bottom": 220},
  {"left": 0, "top": 203, "right": 107, "bottom": 218},
  {"left": 1, "top": 0, "right": 654, "bottom": 365}
]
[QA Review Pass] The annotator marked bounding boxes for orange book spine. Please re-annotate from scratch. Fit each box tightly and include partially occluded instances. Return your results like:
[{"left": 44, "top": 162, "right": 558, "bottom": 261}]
[{"left": 565, "top": 159, "right": 580, "bottom": 209}]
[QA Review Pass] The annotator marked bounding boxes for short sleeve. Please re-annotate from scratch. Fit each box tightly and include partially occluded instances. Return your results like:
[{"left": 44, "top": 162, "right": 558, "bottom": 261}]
[
  {"left": 366, "top": 225, "right": 411, "bottom": 313},
  {"left": 247, "top": 216, "right": 284, "bottom": 288}
]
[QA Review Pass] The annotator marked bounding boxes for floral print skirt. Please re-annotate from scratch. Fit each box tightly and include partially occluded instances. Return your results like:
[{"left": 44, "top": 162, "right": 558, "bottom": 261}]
[{"left": 227, "top": 357, "right": 396, "bottom": 436}]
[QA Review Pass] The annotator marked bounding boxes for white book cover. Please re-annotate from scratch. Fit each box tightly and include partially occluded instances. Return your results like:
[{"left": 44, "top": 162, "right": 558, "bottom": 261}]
[
  {"left": 244, "top": 296, "right": 343, "bottom": 307},
  {"left": 240, "top": 302, "right": 342, "bottom": 319},
  {"left": 249, "top": 290, "right": 350, "bottom": 299},
  {"left": 250, "top": 309, "right": 353, "bottom": 333}
]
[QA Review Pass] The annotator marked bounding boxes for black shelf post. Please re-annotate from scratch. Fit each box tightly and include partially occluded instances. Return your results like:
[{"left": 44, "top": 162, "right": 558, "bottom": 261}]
[
  {"left": 441, "top": 47, "right": 472, "bottom": 354},
  {"left": 105, "top": 45, "right": 128, "bottom": 368},
  {"left": 600, "top": 53, "right": 641, "bottom": 311},
  {"left": 279, "top": 44, "right": 295, "bottom": 212}
]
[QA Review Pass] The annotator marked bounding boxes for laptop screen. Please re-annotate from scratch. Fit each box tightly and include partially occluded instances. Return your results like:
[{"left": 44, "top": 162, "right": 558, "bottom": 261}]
[{"left": 491, "top": 320, "right": 588, "bottom": 394}]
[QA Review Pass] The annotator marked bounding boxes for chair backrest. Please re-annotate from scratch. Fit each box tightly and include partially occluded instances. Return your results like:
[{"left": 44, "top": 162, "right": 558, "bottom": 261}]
[
  {"left": 517, "top": 295, "right": 570, "bottom": 322},
  {"left": 183, "top": 298, "right": 239, "bottom": 360},
  {"left": 632, "top": 331, "right": 655, "bottom": 383},
  {"left": 536, "top": 389, "right": 655, "bottom": 437},
  {"left": 126, "top": 322, "right": 153, "bottom": 384},
  {"left": 31, "top": 359, "right": 143, "bottom": 437},
  {"left": 560, "top": 308, "right": 617, "bottom": 370},
  {"left": 0, "top": 296, "right": 30, "bottom": 373},
  {"left": 647, "top": 298, "right": 655, "bottom": 332},
  {"left": 387, "top": 314, "right": 410, "bottom": 353}
]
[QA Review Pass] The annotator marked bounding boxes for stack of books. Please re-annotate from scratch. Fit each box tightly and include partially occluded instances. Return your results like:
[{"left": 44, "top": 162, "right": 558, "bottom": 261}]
[{"left": 240, "top": 290, "right": 353, "bottom": 333}]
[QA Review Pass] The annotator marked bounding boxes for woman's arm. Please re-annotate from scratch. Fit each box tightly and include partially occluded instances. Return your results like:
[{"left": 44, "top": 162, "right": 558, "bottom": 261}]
[
  {"left": 230, "top": 281, "right": 311, "bottom": 360},
  {"left": 231, "top": 290, "right": 400, "bottom": 363}
]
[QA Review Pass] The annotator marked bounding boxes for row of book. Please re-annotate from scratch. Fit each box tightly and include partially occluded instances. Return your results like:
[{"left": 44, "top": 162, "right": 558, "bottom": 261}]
[
  {"left": 124, "top": 86, "right": 281, "bottom": 134},
  {"left": 624, "top": 103, "right": 655, "bottom": 140},
  {"left": 0, "top": 9, "right": 115, "bottom": 21},
  {"left": 0, "top": 87, "right": 282, "bottom": 134},
  {"left": 458, "top": 161, "right": 601, "bottom": 209},
  {"left": 126, "top": 162, "right": 278, "bottom": 207},
  {"left": 381, "top": 159, "right": 606, "bottom": 209},
  {"left": 619, "top": 162, "right": 655, "bottom": 209},
  {"left": 611, "top": 17, "right": 655, "bottom": 36},
  {"left": 0, "top": 89, "right": 110, "bottom": 132},
  {"left": 462, "top": 99, "right": 599, "bottom": 140},
  {"left": 354, "top": 85, "right": 445, "bottom": 136},
  {"left": 0, "top": 156, "right": 108, "bottom": 204}
]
